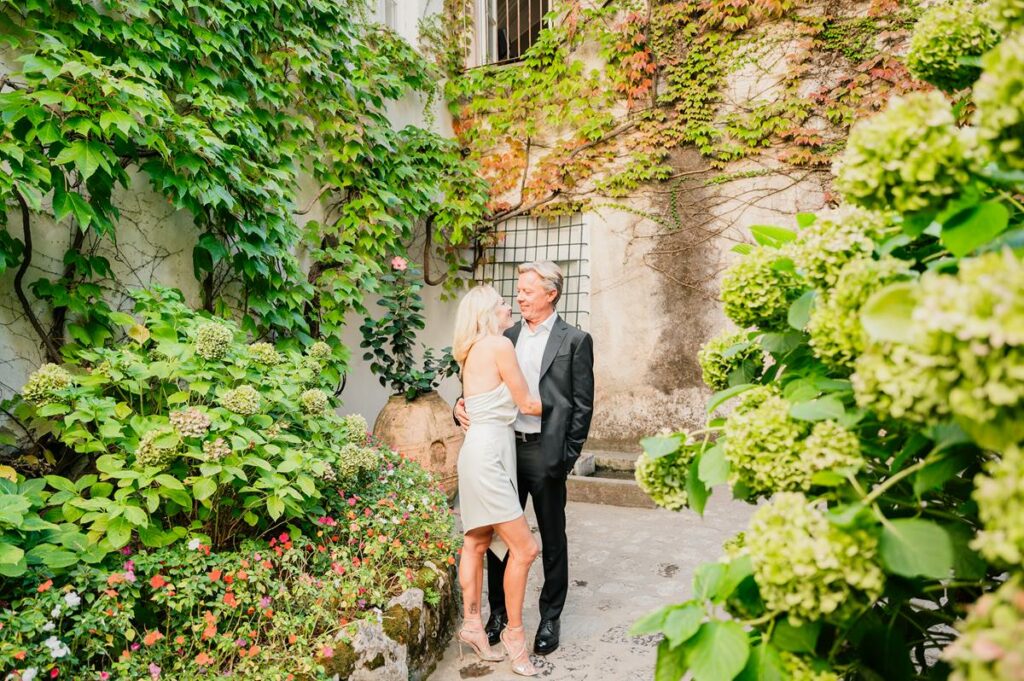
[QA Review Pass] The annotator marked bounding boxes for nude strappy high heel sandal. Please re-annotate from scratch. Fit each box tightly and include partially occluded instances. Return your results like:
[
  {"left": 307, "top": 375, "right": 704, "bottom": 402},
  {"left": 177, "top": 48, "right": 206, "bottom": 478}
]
[
  {"left": 458, "top": 617, "right": 504, "bottom": 662},
  {"left": 500, "top": 624, "right": 538, "bottom": 677}
]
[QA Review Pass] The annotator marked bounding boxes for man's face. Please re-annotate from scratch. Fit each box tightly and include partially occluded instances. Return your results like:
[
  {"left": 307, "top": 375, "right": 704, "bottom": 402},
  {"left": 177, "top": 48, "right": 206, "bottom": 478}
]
[{"left": 516, "top": 271, "right": 556, "bottom": 323}]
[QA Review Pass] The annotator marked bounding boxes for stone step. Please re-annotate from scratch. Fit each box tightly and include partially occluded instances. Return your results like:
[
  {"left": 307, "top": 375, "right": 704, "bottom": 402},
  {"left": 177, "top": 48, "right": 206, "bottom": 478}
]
[
  {"left": 588, "top": 449, "right": 641, "bottom": 472},
  {"left": 566, "top": 474, "right": 657, "bottom": 509}
]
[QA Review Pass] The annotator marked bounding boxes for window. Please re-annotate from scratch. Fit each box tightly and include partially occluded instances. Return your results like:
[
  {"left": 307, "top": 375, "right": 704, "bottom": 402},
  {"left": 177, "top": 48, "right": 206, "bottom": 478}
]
[
  {"left": 479, "top": 0, "right": 550, "bottom": 65},
  {"left": 476, "top": 213, "right": 590, "bottom": 330}
]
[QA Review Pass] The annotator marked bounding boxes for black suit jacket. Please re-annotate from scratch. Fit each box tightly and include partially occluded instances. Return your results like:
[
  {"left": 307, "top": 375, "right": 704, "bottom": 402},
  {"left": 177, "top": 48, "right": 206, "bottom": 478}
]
[{"left": 505, "top": 317, "right": 595, "bottom": 479}]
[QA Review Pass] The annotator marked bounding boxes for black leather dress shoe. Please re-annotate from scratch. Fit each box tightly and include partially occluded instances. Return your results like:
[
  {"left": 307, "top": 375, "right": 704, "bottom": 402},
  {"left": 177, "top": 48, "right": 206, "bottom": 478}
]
[
  {"left": 485, "top": 611, "right": 508, "bottom": 646},
  {"left": 534, "top": 618, "right": 560, "bottom": 655}
]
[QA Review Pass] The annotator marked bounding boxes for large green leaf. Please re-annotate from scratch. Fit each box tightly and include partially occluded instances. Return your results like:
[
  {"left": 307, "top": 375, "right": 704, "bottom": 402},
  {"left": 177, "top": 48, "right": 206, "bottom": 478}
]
[
  {"left": 772, "top": 619, "right": 821, "bottom": 653},
  {"left": 736, "top": 643, "right": 786, "bottom": 681},
  {"left": 655, "top": 638, "right": 688, "bottom": 681},
  {"left": 750, "top": 225, "right": 797, "bottom": 248},
  {"left": 686, "top": 455, "right": 709, "bottom": 515},
  {"left": 697, "top": 443, "right": 729, "bottom": 487},
  {"left": 789, "top": 396, "right": 845, "bottom": 422},
  {"left": 940, "top": 200, "right": 1010, "bottom": 257},
  {"left": 641, "top": 435, "right": 682, "bottom": 459},
  {"left": 787, "top": 290, "right": 815, "bottom": 330},
  {"left": 860, "top": 282, "right": 918, "bottom": 344},
  {"left": 192, "top": 477, "right": 217, "bottom": 501},
  {"left": 879, "top": 519, "right": 953, "bottom": 579},
  {"left": 0, "top": 540, "right": 25, "bottom": 566},
  {"left": 663, "top": 603, "right": 704, "bottom": 648},
  {"left": 686, "top": 621, "right": 750, "bottom": 681},
  {"left": 53, "top": 139, "right": 110, "bottom": 181}
]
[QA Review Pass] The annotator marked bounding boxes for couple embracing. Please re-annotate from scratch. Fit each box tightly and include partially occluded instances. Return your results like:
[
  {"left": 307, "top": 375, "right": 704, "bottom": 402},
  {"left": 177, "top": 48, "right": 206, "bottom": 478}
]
[{"left": 451, "top": 261, "right": 594, "bottom": 676}]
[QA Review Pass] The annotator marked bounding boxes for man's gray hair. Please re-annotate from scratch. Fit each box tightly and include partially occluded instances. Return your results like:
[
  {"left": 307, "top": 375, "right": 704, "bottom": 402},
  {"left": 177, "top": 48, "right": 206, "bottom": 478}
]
[{"left": 518, "top": 260, "right": 564, "bottom": 306}]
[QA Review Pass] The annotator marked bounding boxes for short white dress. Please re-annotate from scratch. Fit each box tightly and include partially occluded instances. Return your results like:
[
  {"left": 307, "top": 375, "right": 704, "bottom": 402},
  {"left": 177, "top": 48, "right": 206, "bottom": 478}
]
[{"left": 457, "top": 383, "right": 522, "bottom": 560}]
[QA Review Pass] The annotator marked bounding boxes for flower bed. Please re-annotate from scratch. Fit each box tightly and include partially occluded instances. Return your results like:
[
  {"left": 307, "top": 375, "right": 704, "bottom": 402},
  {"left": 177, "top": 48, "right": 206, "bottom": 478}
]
[{"left": 0, "top": 288, "right": 458, "bottom": 679}]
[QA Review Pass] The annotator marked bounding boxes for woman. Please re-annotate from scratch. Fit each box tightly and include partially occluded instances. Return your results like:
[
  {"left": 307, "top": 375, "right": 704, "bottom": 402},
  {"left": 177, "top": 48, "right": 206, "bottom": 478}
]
[{"left": 452, "top": 285, "right": 541, "bottom": 677}]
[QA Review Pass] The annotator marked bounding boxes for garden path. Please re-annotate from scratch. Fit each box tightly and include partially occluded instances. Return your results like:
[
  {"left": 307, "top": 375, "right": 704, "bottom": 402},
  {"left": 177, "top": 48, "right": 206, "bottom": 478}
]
[{"left": 429, "top": 490, "right": 755, "bottom": 680}]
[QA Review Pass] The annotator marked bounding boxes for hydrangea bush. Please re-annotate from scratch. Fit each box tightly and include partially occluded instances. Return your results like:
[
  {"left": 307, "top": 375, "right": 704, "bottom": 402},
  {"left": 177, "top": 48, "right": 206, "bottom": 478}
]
[{"left": 634, "top": 20, "right": 1024, "bottom": 681}]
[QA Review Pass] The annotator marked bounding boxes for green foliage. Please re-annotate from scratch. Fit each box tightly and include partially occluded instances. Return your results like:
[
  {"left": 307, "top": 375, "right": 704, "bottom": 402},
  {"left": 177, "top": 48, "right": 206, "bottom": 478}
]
[
  {"left": 0, "top": 0, "right": 489, "bottom": 355},
  {"left": 635, "top": 436, "right": 696, "bottom": 512},
  {"left": 7, "top": 287, "right": 367, "bottom": 565},
  {"left": 360, "top": 259, "right": 459, "bottom": 400},
  {"left": 635, "top": 29, "right": 1024, "bottom": 681},
  {"left": 983, "top": 0, "right": 1024, "bottom": 32},
  {"left": 905, "top": 0, "right": 1000, "bottom": 92}
]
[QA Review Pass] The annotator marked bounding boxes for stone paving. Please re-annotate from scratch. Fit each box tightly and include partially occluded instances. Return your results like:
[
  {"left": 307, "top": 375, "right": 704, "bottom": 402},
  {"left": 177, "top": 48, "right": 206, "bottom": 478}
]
[{"left": 428, "top": 489, "right": 755, "bottom": 681}]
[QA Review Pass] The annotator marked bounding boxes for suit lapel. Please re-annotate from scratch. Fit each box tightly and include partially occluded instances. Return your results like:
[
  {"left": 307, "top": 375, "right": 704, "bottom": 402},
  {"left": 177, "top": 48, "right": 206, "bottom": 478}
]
[
  {"left": 506, "top": 321, "right": 522, "bottom": 346},
  {"left": 540, "top": 318, "right": 569, "bottom": 379}
]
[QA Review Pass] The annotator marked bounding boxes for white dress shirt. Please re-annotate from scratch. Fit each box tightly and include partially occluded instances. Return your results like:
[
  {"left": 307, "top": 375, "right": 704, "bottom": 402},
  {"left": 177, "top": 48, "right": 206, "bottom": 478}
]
[{"left": 514, "top": 311, "right": 558, "bottom": 433}]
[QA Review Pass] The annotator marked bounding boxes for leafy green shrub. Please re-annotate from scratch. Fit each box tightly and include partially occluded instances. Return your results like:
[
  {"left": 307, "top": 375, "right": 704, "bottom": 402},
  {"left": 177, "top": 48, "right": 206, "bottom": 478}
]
[
  {"left": 974, "top": 31, "right": 1024, "bottom": 171},
  {"left": 11, "top": 287, "right": 368, "bottom": 560},
  {"left": 697, "top": 330, "right": 764, "bottom": 391},
  {"left": 984, "top": 0, "right": 1024, "bottom": 32},
  {"left": 635, "top": 437, "right": 695, "bottom": 511},
  {"left": 834, "top": 91, "right": 974, "bottom": 214},
  {"left": 633, "top": 32, "right": 1024, "bottom": 681},
  {"left": 905, "top": 0, "right": 1000, "bottom": 92}
]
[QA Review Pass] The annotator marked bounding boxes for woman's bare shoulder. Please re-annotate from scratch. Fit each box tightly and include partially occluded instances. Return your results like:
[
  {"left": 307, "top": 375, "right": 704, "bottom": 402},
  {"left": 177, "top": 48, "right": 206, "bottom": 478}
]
[{"left": 476, "top": 334, "right": 513, "bottom": 351}]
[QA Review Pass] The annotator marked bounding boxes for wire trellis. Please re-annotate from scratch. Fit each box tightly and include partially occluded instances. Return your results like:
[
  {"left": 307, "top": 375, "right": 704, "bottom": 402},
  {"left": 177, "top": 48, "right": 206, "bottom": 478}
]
[{"left": 476, "top": 213, "right": 590, "bottom": 330}]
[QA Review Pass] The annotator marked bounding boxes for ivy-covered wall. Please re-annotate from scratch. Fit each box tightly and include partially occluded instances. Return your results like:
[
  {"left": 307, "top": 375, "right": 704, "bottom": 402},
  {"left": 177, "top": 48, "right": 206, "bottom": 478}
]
[{"left": 426, "top": 0, "right": 929, "bottom": 446}]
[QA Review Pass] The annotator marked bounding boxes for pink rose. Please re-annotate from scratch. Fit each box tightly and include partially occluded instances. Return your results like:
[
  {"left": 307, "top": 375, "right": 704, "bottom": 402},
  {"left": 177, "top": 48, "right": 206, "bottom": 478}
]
[{"left": 390, "top": 256, "right": 408, "bottom": 271}]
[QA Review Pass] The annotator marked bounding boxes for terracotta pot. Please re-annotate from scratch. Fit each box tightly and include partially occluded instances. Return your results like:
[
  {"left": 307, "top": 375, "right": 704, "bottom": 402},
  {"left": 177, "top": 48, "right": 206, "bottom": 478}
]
[{"left": 372, "top": 391, "right": 463, "bottom": 501}]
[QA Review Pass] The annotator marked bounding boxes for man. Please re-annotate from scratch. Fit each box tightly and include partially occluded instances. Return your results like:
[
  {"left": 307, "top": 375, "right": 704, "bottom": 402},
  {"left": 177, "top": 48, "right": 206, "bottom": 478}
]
[{"left": 456, "top": 260, "right": 595, "bottom": 656}]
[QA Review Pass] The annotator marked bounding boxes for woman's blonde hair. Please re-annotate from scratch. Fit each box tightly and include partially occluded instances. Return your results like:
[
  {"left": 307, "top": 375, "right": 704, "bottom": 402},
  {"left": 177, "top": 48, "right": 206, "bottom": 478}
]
[{"left": 453, "top": 285, "right": 503, "bottom": 367}]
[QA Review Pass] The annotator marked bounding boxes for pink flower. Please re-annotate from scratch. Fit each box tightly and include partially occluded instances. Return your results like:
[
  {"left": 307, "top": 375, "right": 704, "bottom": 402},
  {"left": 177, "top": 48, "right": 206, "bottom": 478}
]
[
  {"left": 100, "top": 673, "right": 110, "bottom": 680},
  {"left": 321, "top": 646, "right": 334, "bottom": 658},
  {"left": 148, "top": 663, "right": 161, "bottom": 679},
  {"left": 390, "top": 256, "right": 408, "bottom": 271},
  {"left": 260, "top": 596, "right": 272, "bottom": 608},
  {"left": 123, "top": 561, "right": 134, "bottom": 572}
]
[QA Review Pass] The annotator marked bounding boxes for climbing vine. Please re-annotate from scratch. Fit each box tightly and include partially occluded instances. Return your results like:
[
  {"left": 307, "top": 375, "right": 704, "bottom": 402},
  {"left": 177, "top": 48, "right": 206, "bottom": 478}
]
[
  {"left": 0, "top": 0, "right": 490, "bottom": 364},
  {"left": 425, "top": 0, "right": 929, "bottom": 229}
]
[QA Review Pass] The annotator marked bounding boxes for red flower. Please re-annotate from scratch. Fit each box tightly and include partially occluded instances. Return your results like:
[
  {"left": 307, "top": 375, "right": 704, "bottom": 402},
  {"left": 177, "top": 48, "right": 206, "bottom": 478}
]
[
  {"left": 223, "top": 573, "right": 234, "bottom": 585},
  {"left": 208, "top": 569, "right": 222, "bottom": 582},
  {"left": 202, "top": 611, "right": 217, "bottom": 640},
  {"left": 223, "top": 592, "right": 238, "bottom": 608},
  {"left": 38, "top": 579, "right": 54, "bottom": 593},
  {"left": 50, "top": 669, "right": 59, "bottom": 678},
  {"left": 13, "top": 650, "right": 25, "bottom": 660},
  {"left": 149, "top": 574, "right": 167, "bottom": 589}
]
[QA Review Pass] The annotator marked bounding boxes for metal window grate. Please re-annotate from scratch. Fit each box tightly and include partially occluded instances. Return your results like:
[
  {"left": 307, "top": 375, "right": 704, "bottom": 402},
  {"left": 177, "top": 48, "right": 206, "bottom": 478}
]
[
  {"left": 476, "top": 213, "right": 590, "bottom": 330},
  {"left": 480, "top": 0, "right": 550, "bottom": 66}
]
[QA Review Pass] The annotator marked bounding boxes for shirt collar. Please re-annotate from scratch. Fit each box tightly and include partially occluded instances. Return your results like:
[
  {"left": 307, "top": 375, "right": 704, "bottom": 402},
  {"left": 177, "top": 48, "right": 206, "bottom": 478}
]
[{"left": 523, "top": 311, "right": 558, "bottom": 336}]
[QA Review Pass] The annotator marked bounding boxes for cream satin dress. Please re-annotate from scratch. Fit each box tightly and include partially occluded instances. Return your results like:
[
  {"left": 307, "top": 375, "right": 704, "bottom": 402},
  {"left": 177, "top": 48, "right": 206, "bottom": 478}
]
[{"left": 457, "top": 383, "right": 523, "bottom": 560}]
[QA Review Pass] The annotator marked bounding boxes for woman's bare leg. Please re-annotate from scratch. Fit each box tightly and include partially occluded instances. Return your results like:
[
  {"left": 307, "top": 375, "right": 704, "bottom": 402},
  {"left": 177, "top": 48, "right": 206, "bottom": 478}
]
[
  {"left": 460, "top": 526, "right": 494, "bottom": 620},
  {"left": 493, "top": 515, "right": 540, "bottom": 672}
]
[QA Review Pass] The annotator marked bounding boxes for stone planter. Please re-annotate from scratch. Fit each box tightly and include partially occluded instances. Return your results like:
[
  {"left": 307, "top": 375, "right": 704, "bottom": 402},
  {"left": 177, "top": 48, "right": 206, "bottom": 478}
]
[
  {"left": 319, "top": 561, "right": 459, "bottom": 680},
  {"left": 373, "top": 391, "right": 463, "bottom": 501}
]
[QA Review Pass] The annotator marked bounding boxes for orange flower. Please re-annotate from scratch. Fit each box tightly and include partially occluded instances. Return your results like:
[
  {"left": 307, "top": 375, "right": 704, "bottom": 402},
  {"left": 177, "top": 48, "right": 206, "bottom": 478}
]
[
  {"left": 247, "top": 645, "right": 261, "bottom": 658},
  {"left": 37, "top": 579, "right": 53, "bottom": 593},
  {"left": 236, "top": 570, "right": 248, "bottom": 581},
  {"left": 195, "top": 651, "right": 214, "bottom": 666},
  {"left": 208, "top": 569, "right": 222, "bottom": 582},
  {"left": 175, "top": 635, "right": 186, "bottom": 645},
  {"left": 287, "top": 634, "right": 298, "bottom": 645},
  {"left": 13, "top": 651, "right": 26, "bottom": 660},
  {"left": 143, "top": 631, "right": 164, "bottom": 646},
  {"left": 120, "top": 649, "right": 132, "bottom": 662},
  {"left": 223, "top": 573, "right": 234, "bottom": 585},
  {"left": 202, "top": 611, "right": 218, "bottom": 640},
  {"left": 107, "top": 573, "right": 125, "bottom": 587},
  {"left": 263, "top": 608, "right": 273, "bottom": 618},
  {"left": 223, "top": 592, "right": 238, "bottom": 608},
  {"left": 104, "top": 589, "right": 118, "bottom": 598},
  {"left": 149, "top": 574, "right": 167, "bottom": 589},
  {"left": 240, "top": 559, "right": 250, "bottom": 568}
]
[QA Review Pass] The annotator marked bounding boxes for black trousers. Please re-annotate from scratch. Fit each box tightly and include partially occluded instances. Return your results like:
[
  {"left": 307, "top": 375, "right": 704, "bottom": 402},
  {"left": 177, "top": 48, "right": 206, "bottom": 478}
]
[{"left": 487, "top": 438, "right": 569, "bottom": 622}]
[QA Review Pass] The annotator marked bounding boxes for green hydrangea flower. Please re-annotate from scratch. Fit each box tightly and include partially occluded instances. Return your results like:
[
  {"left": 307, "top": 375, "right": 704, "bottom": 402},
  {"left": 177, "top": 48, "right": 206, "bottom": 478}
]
[
  {"left": 780, "top": 653, "right": 841, "bottom": 681},
  {"left": 943, "top": 576, "right": 1024, "bottom": 681},
  {"left": 905, "top": 0, "right": 1000, "bottom": 92},
  {"left": 247, "top": 342, "right": 282, "bottom": 365},
  {"left": 697, "top": 330, "right": 763, "bottom": 391},
  {"left": 853, "top": 342, "right": 953, "bottom": 422},
  {"left": 834, "top": 91, "right": 973, "bottom": 214},
  {"left": 789, "top": 207, "right": 893, "bottom": 290},
  {"left": 169, "top": 407, "right": 211, "bottom": 438},
  {"left": 21, "top": 363, "right": 73, "bottom": 406},
  {"left": 134, "top": 427, "right": 178, "bottom": 468},
  {"left": 972, "top": 445, "right": 1024, "bottom": 566},
  {"left": 337, "top": 443, "right": 380, "bottom": 479},
  {"left": 301, "top": 388, "right": 329, "bottom": 414},
  {"left": 974, "top": 31, "right": 1024, "bottom": 171},
  {"left": 340, "top": 413, "right": 369, "bottom": 443},
  {"left": 914, "top": 250, "right": 1024, "bottom": 447},
  {"left": 220, "top": 385, "right": 261, "bottom": 415},
  {"left": 308, "top": 341, "right": 332, "bottom": 359},
  {"left": 802, "top": 420, "right": 864, "bottom": 478},
  {"left": 723, "top": 390, "right": 810, "bottom": 499},
  {"left": 984, "top": 0, "right": 1024, "bottom": 31},
  {"left": 634, "top": 448, "right": 694, "bottom": 511},
  {"left": 194, "top": 322, "right": 233, "bottom": 360},
  {"left": 748, "top": 492, "right": 885, "bottom": 624},
  {"left": 721, "top": 247, "right": 805, "bottom": 331},
  {"left": 808, "top": 256, "right": 909, "bottom": 371}
]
